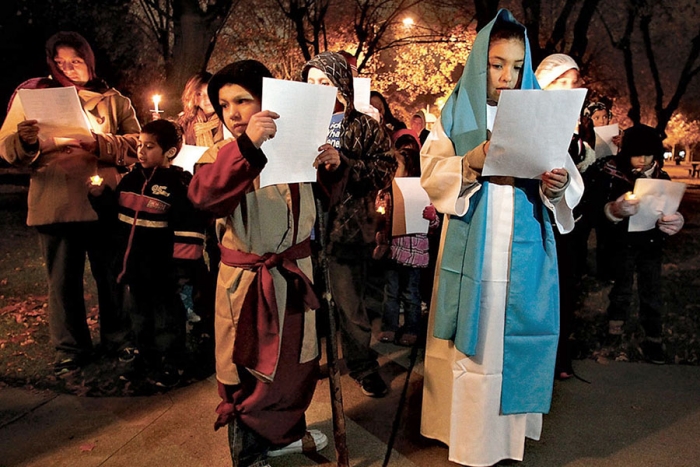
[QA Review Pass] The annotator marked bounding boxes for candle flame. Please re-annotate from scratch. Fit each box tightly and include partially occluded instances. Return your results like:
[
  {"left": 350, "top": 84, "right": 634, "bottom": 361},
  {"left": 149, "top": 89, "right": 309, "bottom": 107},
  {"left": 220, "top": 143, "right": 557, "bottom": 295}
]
[
  {"left": 625, "top": 192, "right": 637, "bottom": 201},
  {"left": 152, "top": 94, "right": 161, "bottom": 105},
  {"left": 377, "top": 206, "right": 386, "bottom": 215},
  {"left": 90, "top": 175, "right": 103, "bottom": 186}
]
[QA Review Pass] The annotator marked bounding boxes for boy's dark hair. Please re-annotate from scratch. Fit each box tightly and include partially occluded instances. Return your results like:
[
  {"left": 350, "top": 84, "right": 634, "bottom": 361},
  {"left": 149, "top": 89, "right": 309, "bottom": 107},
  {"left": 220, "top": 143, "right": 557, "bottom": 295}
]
[
  {"left": 142, "top": 120, "right": 183, "bottom": 159},
  {"left": 618, "top": 124, "right": 665, "bottom": 170},
  {"left": 490, "top": 18, "right": 526, "bottom": 45}
]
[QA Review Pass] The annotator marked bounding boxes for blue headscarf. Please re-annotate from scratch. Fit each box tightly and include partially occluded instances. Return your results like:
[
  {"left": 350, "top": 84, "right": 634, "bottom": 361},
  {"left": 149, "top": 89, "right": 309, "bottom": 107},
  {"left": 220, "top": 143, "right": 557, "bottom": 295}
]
[{"left": 440, "top": 9, "right": 540, "bottom": 157}]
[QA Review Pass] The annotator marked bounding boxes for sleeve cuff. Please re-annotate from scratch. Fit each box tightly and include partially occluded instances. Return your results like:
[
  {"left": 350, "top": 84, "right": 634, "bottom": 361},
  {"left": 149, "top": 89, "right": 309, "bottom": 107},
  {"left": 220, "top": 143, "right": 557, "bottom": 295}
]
[{"left": 236, "top": 132, "right": 267, "bottom": 169}]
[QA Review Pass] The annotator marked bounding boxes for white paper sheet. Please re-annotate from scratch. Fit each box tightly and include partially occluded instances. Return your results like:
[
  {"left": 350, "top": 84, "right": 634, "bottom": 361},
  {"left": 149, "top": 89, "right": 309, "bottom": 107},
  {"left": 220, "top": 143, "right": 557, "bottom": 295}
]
[
  {"left": 17, "top": 87, "right": 94, "bottom": 144},
  {"left": 482, "top": 89, "right": 587, "bottom": 179},
  {"left": 594, "top": 123, "right": 619, "bottom": 158},
  {"left": 171, "top": 144, "right": 209, "bottom": 174},
  {"left": 259, "top": 78, "right": 337, "bottom": 188},
  {"left": 629, "top": 178, "right": 686, "bottom": 232},
  {"left": 353, "top": 77, "right": 371, "bottom": 112},
  {"left": 392, "top": 177, "right": 431, "bottom": 235}
]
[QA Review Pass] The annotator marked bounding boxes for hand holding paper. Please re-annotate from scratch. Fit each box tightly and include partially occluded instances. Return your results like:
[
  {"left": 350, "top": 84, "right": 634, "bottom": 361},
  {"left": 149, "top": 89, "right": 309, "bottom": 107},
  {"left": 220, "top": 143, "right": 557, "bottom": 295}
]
[
  {"left": 17, "top": 119, "right": 40, "bottom": 146},
  {"left": 313, "top": 143, "right": 340, "bottom": 172},
  {"left": 628, "top": 179, "right": 686, "bottom": 232},
  {"left": 657, "top": 212, "right": 684, "bottom": 235},
  {"left": 542, "top": 168, "right": 569, "bottom": 199},
  {"left": 246, "top": 110, "right": 279, "bottom": 148},
  {"left": 17, "top": 87, "right": 94, "bottom": 144}
]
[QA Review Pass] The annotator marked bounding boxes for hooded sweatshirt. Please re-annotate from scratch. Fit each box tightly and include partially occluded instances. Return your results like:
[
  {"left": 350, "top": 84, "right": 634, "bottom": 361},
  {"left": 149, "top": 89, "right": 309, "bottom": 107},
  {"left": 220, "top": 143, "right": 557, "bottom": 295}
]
[{"left": 302, "top": 52, "right": 397, "bottom": 249}]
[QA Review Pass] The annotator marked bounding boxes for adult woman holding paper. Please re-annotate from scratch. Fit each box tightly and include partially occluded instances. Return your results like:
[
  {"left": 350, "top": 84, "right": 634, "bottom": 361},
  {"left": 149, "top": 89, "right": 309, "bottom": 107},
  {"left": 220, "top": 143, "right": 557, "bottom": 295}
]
[
  {"left": 187, "top": 60, "right": 333, "bottom": 466},
  {"left": 0, "top": 31, "right": 139, "bottom": 376},
  {"left": 419, "top": 10, "right": 582, "bottom": 466}
]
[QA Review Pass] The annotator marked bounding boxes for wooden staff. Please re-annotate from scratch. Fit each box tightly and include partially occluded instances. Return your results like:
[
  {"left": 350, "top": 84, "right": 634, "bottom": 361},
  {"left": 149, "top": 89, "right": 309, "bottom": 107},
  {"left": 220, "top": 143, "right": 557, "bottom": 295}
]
[{"left": 314, "top": 198, "right": 349, "bottom": 467}]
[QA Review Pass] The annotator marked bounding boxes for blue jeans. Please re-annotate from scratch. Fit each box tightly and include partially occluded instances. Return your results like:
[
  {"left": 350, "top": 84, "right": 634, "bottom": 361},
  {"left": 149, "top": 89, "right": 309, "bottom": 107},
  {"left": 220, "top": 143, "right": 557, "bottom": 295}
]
[{"left": 382, "top": 262, "right": 421, "bottom": 334}]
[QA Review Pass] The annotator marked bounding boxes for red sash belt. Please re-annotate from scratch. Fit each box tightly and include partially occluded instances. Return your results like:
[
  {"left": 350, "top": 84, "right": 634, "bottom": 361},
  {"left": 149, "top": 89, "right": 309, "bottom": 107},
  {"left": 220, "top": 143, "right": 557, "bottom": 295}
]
[{"left": 219, "top": 237, "right": 319, "bottom": 381}]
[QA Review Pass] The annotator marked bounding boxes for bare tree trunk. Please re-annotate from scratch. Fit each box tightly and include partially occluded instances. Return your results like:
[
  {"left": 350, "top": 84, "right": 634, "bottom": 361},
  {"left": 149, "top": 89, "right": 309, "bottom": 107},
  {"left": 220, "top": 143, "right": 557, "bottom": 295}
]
[
  {"left": 474, "top": 0, "right": 500, "bottom": 31},
  {"left": 169, "top": 0, "right": 234, "bottom": 94},
  {"left": 640, "top": 12, "right": 700, "bottom": 134},
  {"left": 568, "top": 0, "right": 602, "bottom": 63}
]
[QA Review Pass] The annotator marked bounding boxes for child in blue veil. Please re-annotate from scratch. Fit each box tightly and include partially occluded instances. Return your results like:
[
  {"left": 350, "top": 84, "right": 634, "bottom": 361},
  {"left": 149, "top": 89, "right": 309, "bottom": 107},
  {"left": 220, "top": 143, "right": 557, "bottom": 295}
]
[{"left": 419, "top": 9, "right": 583, "bottom": 466}]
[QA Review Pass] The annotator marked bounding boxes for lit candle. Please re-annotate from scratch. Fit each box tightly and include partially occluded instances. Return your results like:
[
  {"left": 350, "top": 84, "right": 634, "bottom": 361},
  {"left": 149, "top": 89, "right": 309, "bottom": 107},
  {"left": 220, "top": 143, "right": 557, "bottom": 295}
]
[
  {"left": 624, "top": 192, "right": 637, "bottom": 201},
  {"left": 90, "top": 175, "right": 103, "bottom": 186},
  {"left": 152, "top": 94, "right": 161, "bottom": 113},
  {"left": 377, "top": 206, "right": 386, "bottom": 215}
]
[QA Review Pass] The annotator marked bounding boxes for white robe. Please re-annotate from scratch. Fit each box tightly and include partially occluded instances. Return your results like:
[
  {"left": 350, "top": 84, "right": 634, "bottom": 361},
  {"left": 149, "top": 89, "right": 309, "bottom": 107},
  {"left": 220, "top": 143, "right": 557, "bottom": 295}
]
[{"left": 419, "top": 116, "right": 582, "bottom": 466}]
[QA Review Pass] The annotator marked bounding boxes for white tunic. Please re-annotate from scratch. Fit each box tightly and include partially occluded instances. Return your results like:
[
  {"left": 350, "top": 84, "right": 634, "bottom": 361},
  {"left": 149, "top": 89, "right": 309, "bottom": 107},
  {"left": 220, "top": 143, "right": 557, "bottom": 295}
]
[{"left": 419, "top": 109, "right": 580, "bottom": 466}]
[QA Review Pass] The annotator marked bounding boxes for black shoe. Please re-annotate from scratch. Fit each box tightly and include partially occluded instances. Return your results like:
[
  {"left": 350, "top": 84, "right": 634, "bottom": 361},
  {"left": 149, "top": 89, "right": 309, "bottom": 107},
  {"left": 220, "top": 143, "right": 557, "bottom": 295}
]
[
  {"left": 152, "top": 367, "right": 181, "bottom": 388},
  {"left": 358, "top": 372, "right": 388, "bottom": 398},
  {"left": 118, "top": 347, "right": 139, "bottom": 364},
  {"left": 643, "top": 341, "right": 666, "bottom": 365}
]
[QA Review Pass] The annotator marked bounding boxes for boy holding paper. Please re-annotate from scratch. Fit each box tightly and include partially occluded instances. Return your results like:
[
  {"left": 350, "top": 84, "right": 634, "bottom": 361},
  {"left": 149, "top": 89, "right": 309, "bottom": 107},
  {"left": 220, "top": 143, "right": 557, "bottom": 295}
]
[
  {"left": 187, "top": 60, "right": 332, "bottom": 466},
  {"left": 598, "top": 124, "right": 684, "bottom": 363}
]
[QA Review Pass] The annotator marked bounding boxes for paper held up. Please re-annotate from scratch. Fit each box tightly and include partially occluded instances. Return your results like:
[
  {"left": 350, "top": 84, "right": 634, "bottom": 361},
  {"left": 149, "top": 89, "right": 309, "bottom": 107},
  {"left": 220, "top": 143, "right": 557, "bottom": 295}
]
[
  {"left": 17, "top": 87, "right": 94, "bottom": 144},
  {"left": 628, "top": 178, "right": 686, "bottom": 232},
  {"left": 594, "top": 123, "right": 619, "bottom": 158},
  {"left": 482, "top": 89, "right": 588, "bottom": 179},
  {"left": 391, "top": 177, "right": 431, "bottom": 236},
  {"left": 171, "top": 144, "right": 209, "bottom": 174},
  {"left": 353, "top": 77, "right": 371, "bottom": 113},
  {"left": 259, "top": 78, "right": 337, "bottom": 188}
]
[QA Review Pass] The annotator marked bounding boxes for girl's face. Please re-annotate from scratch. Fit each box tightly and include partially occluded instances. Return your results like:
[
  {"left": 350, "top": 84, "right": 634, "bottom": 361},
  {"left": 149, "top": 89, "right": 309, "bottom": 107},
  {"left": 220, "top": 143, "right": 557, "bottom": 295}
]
[
  {"left": 54, "top": 46, "right": 90, "bottom": 86},
  {"left": 487, "top": 38, "right": 525, "bottom": 104},
  {"left": 307, "top": 67, "right": 345, "bottom": 108},
  {"left": 138, "top": 133, "right": 172, "bottom": 169},
  {"left": 591, "top": 109, "right": 610, "bottom": 127},
  {"left": 411, "top": 116, "right": 425, "bottom": 133},
  {"left": 630, "top": 154, "right": 654, "bottom": 171},
  {"left": 545, "top": 68, "right": 582, "bottom": 90},
  {"left": 197, "top": 83, "right": 215, "bottom": 116},
  {"left": 218, "top": 83, "right": 261, "bottom": 139}
]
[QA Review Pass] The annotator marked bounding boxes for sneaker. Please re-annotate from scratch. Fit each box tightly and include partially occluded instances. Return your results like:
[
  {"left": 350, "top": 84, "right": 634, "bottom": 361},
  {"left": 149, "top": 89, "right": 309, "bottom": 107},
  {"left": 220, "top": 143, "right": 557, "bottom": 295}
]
[
  {"left": 358, "top": 372, "right": 388, "bottom": 398},
  {"left": 118, "top": 347, "right": 139, "bottom": 364},
  {"left": 53, "top": 356, "right": 80, "bottom": 377},
  {"left": 268, "top": 429, "right": 328, "bottom": 457},
  {"left": 186, "top": 308, "right": 202, "bottom": 323},
  {"left": 643, "top": 340, "right": 666, "bottom": 365},
  {"left": 152, "top": 367, "right": 181, "bottom": 388}
]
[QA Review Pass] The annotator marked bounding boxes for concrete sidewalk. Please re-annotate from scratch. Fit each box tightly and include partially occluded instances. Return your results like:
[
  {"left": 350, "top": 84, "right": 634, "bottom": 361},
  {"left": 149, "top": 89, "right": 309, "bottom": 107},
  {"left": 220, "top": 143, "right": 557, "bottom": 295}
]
[{"left": 2, "top": 353, "right": 700, "bottom": 467}]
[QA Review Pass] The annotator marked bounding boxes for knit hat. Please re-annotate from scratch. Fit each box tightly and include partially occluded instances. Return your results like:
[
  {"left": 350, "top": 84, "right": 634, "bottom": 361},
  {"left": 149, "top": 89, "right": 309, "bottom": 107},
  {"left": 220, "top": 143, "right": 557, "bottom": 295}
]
[
  {"left": 208, "top": 60, "right": 273, "bottom": 120},
  {"left": 534, "top": 54, "right": 579, "bottom": 89},
  {"left": 619, "top": 124, "right": 665, "bottom": 162}
]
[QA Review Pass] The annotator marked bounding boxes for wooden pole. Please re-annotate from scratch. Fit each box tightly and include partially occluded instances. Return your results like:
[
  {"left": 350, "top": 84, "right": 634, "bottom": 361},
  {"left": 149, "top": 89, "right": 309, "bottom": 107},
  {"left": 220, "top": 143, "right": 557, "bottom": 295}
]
[{"left": 314, "top": 198, "right": 349, "bottom": 467}]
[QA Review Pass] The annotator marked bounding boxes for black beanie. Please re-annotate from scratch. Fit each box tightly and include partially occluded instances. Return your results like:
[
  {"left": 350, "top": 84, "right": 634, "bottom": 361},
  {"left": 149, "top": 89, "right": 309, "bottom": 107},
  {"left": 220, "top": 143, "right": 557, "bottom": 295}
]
[
  {"left": 619, "top": 124, "right": 665, "bottom": 165},
  {"left": 208, "top": 60, "right": 273, "bottom": 120}
]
